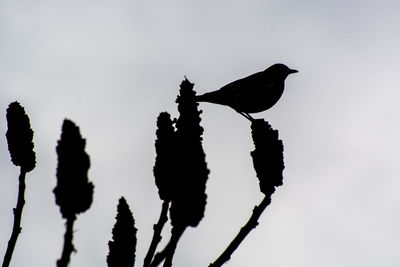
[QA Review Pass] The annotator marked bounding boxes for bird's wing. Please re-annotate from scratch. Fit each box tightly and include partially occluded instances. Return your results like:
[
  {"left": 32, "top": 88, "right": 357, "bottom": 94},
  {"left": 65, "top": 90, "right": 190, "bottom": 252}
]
[
  {"left": 196, "top": 71, "right": 270, "bottom": 108},
  {"left": 219, "top": 71, "right": 265, "bottom": 93}
]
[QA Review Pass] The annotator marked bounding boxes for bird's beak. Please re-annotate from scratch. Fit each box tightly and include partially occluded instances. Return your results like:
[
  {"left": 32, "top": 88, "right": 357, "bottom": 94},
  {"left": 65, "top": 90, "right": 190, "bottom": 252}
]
[{"left": 289, "top": 68, "right": 298, "bottom": 74}]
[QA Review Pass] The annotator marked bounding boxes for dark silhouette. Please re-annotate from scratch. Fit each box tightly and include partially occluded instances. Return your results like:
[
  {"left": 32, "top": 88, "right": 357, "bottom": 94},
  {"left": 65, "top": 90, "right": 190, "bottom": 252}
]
[
  {"left": 250, "top": 119, "right": 284, "bottom": 196},
  {"left": 54, "top": 119, "right": 94, "bottom": 267},
  {"left": 5, "top": 102, "right": 36, "bottom": 172},
  {"left": 153, "top": 112, "right": 177, "bottom": 202},
  {"left": 170, "top": 78, "right": 209, "bottom": 229},
  {"left": 107, "top": 197, "right": 137, "bottom": 267},
  {"left": 2, "top": 102, "right": 36, "bottom": 267},
  {"left": 196, "top": 63, "right": 297, "bottom": 120},
  {"left": 2, "top": 73, "right": 290, "bottom": 267},
  {"left": 143, "top": 201, "right": 169, "bottom": 267},
  {"left": 209, "top": 119, "right": 285, "bottom": 267},
  {"left": 148, "top": 78, "right": 209, "bottom": 267},
  {"left": 143, "top": 113, "right": 175, "bottom": 267}
]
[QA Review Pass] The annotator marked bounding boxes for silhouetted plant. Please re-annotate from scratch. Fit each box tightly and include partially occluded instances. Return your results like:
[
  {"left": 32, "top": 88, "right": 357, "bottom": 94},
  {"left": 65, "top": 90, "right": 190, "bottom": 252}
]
[
  {"left": 171, "top": 78, "right": 209, "bottom": 229},
  {"left": 154, "top": 112, "right": 177, "bottom": 202},
  {"left": 2, "top": 102, "right": 36, "bottom": 267},
  {"left": 143, "top": 112, "right": 176, "bottom": 267},
  {"left": 1, "top": 77, "right": 288, "bottom": 267},
  {"left": 5, "top": 102, "right": 36, "bottom": 172},
  {"left": 251, "top": 119, "right": 284, "bottom": 196},
  {"left": 108, "top": 197, "right": 137, "bottom": 267},
  {"left": 209, "top": 119, "right": 284, "bottom": 267},
  {"left": 149, "top": 78, "right": 209, "bottom": 267},
  {"left": 54, "top": 119, "right": 94, "bottom": 267}
]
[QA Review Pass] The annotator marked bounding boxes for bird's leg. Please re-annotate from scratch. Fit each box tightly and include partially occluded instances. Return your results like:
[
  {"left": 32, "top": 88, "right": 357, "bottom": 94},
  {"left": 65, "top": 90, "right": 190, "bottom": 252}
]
[
  {"left": 236, "top": 111, "right": 255, "bottom": 122},
  {"left": 244, "top": 113, "right": 255, "bottom": 122}
]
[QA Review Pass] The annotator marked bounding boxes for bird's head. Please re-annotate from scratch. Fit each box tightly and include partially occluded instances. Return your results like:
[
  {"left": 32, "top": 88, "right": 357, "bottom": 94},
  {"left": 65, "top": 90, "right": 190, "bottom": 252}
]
[{"left": 265, "top": 63, "right": 298, "bottom": 80}]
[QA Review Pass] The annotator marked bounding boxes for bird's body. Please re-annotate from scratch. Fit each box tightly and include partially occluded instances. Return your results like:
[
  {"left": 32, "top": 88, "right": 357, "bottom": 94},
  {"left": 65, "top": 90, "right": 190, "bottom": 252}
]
[{"left": 196, "top": 63, "right": 298, "bottom": 120}]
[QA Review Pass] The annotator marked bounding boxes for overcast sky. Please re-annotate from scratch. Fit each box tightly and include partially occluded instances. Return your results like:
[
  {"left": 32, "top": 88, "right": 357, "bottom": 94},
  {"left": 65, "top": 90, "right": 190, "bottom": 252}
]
[{"left": 1, "top": 1, "right": 400, "bottom": 266}]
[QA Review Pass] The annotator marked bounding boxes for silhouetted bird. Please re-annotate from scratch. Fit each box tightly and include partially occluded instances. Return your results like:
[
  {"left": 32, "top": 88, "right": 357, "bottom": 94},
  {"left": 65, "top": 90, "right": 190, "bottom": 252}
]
[{"left": 196, "top": 63, "right": 298, "bottom": 120}]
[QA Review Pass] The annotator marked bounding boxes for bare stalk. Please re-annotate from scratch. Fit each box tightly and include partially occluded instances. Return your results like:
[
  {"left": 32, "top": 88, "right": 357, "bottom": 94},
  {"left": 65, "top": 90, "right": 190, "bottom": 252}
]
[
  {"left": 209, "top": 195, "right": 271, "bottom": 267},
  {"left": 143, "top": 201, "right": 170, "bottom": 267},
  {"left": 148, "top": 227, "right": 185, "bottom": 267},
  {"left": 56, "top": 216, "right": 76, "bottom": 267},
  {"left": 2, "top": 168, "right": 27, "bottom": 267}
]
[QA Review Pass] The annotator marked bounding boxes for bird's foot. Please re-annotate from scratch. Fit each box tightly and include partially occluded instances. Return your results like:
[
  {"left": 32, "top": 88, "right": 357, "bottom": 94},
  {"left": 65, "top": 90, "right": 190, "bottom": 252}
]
[{"left": 237, "top": 111, "right": 255, "bottom": 122}]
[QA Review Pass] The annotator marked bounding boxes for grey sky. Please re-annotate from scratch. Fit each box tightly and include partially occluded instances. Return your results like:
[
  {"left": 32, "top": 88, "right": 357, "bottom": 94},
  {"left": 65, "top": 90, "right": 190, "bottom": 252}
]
[{"left": 1, "top": 1, "right": 400, "bottom": 266}]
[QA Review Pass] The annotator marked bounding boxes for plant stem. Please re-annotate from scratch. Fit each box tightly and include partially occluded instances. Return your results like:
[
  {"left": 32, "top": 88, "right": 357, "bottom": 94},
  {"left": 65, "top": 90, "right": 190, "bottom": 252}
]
[
  {"left": 148, "top": 226, "right": 185, "bottom": 267},
  {"left": 162, "top": 227, "right": 184, "bottom": 267},
  {"left": 209, "top": 195, "right": 271, "bottom": 267},
  {"left": 57, "top": 216, "right": 76, "bottom": 267},
  {"left": 2, "top": 168, "right": 27, "bottom": 267},
  {"left": 143, "top": 201, "right": 170, "bottom": 267}
]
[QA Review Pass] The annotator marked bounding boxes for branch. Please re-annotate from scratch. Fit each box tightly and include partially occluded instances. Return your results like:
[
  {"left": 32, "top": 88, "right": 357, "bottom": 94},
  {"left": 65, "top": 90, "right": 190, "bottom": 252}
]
[
  {"left": 2, "top": 168, "right": 27, "bottom": 267},
  {"left": 148, "top": 227, "right": 185, "bottom": 267},
  {"left": 57, "top": 216, "right": 76, "bottom": 267},
  {"left": 162, "top": 226, "right": 185, "bottom": 267},
  {"left": 209, "top": 195, "right": 271, "bottom": 267},
  {"left": 143, "top": 201, "right": 170, "bottom": 267}
]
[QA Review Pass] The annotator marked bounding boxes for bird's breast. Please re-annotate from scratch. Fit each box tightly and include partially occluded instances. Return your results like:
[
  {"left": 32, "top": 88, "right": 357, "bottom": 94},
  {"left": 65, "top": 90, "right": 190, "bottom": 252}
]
[{"left": 233, "top": 82, "right": 285, "bottom": 113}]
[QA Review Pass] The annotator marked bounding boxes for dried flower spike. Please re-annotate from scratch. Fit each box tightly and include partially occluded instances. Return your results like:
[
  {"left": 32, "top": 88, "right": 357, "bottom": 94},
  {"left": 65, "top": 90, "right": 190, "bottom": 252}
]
[
  {"left": 6, "top": 101, "right": 36, "bottom": 172},
  {"left": 170, "top": 78, "right": 209, "bottom": 229},
  {"left": 54, "top": 119, "right": 94, "bottom": 220},
  {"left": 154, "top": 112, "right": 177, "bottom": 202},
  {"left": 107, "top": 197, "right": 137, "bottom": 267},
  {"left": 250, "top": 119, "right": 284, "bottom": 196}
]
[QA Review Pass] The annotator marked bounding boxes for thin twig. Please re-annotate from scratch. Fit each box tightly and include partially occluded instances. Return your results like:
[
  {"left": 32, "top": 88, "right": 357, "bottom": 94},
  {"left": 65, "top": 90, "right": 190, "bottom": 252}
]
[
  {"left": 2, "top": 168, "right": 27, "bottom": 267},
  {"left": 143, "top": 201, "right": 170, "bottom": 267},
  {"left": 209, "top": 195, "right": 271, "bottom": 267},
  {"left": 57, "top": 216, "right": 76, "bottom": 267}
]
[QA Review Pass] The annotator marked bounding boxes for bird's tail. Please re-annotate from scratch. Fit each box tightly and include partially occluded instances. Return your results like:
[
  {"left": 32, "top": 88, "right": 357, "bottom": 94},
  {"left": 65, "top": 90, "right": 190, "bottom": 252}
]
[
  {"left": 195, "top": 93, "right": 209, "bottom": 102},
  {"left": 195, "top": 92, "right": 221, "bottom": 103}
]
